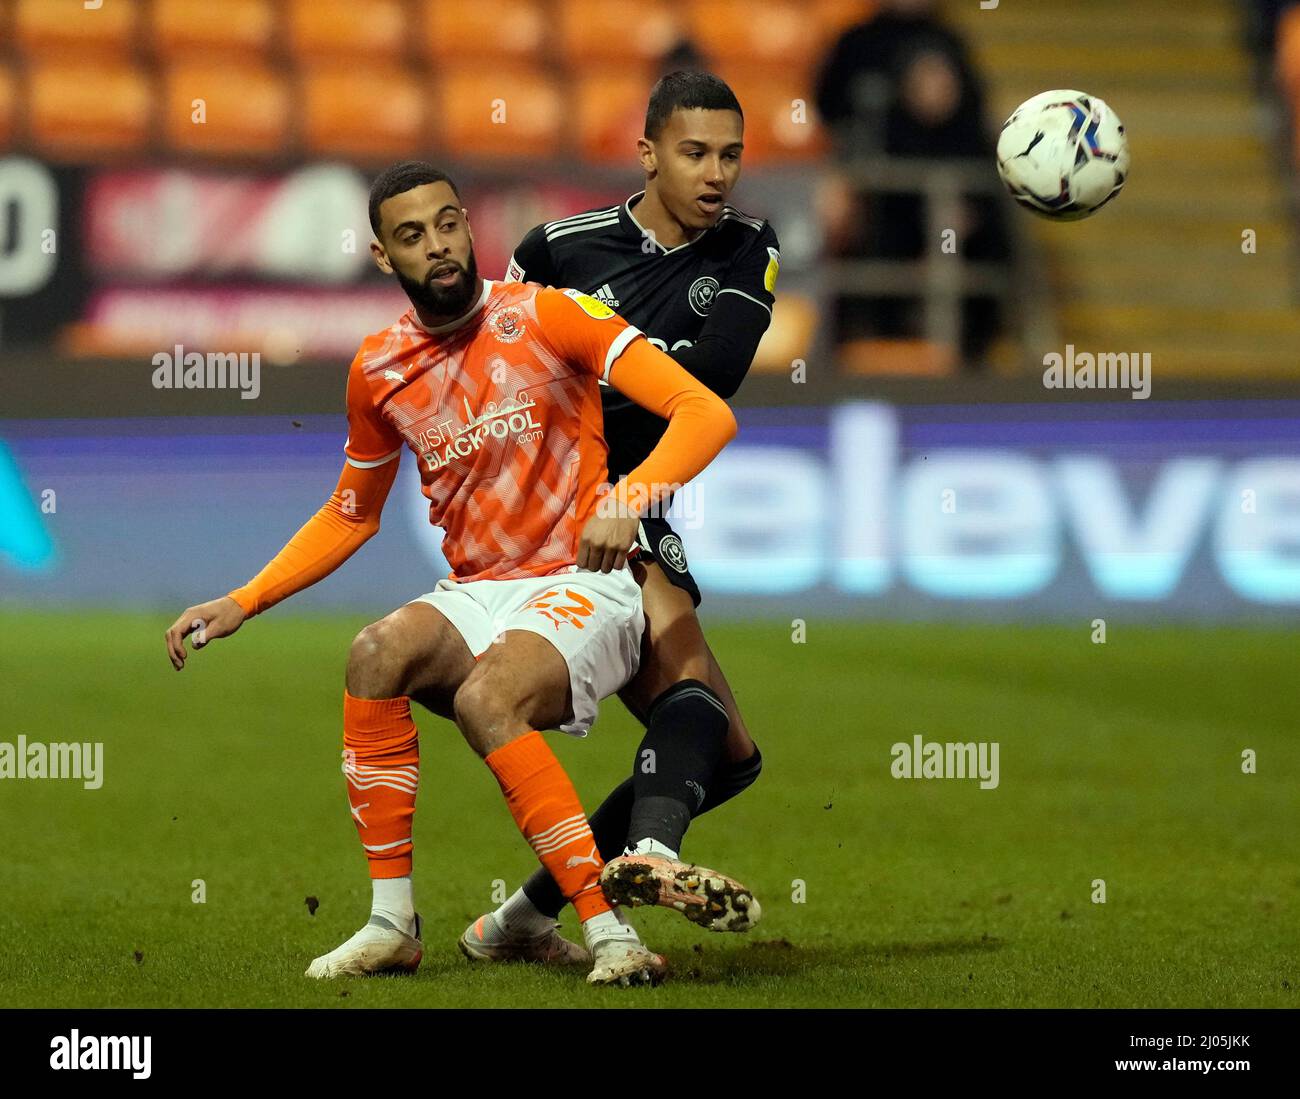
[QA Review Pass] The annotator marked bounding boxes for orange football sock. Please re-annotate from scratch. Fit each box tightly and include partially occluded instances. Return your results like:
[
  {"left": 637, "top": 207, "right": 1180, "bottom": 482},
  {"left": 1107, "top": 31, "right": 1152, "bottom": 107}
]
[
  {"left": 342, "top": 690, "right": 419, "bottom": 880},
  {"left": 485, "top": 731, "right": 610, "bottom": 921}
]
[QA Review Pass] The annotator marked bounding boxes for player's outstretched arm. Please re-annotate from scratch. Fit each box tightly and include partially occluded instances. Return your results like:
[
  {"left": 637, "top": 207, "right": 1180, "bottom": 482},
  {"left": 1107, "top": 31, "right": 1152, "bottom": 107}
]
[{"left": 164, "top": 456, "right": 398, "bottom": 670}]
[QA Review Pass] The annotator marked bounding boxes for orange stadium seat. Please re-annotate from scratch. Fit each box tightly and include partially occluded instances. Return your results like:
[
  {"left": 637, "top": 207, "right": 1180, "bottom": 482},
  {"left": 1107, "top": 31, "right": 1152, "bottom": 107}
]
[
  {"left": 151, "top": 0, "right": 278, "bottom": 59},
  {"left": 287, "top": 0, "right": 409, "bottom": 60},
  {"left": 1279, "top": 7, "right": 1300, "bottom": 103},
  {"left": 1280, "top": 7, "right": 1300, "bottom": 163},
  {"left": 434, "top": 69, "right": 564, "bottom": 160},
  {"left": 574, "top": 68, "right": 656, "bottom": 164},
  {"left": 13, "top": 0, "right": 139, "bottom": 56},
  {"left": 752, "top": 294, "right": 819, "bottom": 373},
  {"left": 688, "top": 1, "right": 822, "bottom": 68},
  {"left": 302, "top": 66, "right": 424, "bottom": 160},
  {"left": 720, "top": 66, "right": 828, "bottom": 163},
  {"left": 419, "top": 0, "right": 545, "bottom": 63},
  {"left": 26, "top": 58, "right": 153, "bottom": 157},
  {"left": 161, "top": 61, "right": 291, "bottom": 156},
  {"left": 557, "top": 0, "right": 686, "bottom": 65},
  {"left": 0, "top": 63, "right": 16, "bottom": 149}
]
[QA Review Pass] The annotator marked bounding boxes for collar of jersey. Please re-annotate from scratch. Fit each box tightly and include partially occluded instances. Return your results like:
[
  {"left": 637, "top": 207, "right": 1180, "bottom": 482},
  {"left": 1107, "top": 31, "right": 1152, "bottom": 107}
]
[
  {"left": 623, "top": 191, "right": 716, "bottom": 256},
  {"left": 409, "top": 279, "right": 494, "bottom": 335}
]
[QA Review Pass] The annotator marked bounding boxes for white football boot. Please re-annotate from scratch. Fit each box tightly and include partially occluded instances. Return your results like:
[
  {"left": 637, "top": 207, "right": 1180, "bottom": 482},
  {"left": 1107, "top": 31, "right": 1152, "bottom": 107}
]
[
  {"left": 458, "top": 912, "right": 591, "bottom": 965},
  {"left": 305, "top": 913, "right": 423, "bottom": 978},
  {"left": 585, "top": 938, "right": 669, "bottom": 987}
]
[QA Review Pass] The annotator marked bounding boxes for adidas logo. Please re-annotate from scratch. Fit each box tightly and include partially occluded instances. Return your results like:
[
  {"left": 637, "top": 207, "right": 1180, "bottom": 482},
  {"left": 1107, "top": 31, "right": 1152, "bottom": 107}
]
[{"left": 591, "top": 283, "right": 620, "bottom": 309}]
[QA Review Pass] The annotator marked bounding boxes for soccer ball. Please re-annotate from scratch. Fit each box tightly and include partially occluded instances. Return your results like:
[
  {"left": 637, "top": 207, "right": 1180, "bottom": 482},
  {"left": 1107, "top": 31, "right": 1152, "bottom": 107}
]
[{"left": 995, "top": 90, "right": 1130, "bottom": 220}]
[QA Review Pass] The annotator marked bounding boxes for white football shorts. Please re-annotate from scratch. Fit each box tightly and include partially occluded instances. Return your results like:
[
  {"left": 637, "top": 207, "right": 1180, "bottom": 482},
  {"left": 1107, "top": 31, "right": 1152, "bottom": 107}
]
[{"left": 410, "top": 566, "right": 644, "bottom": 737}]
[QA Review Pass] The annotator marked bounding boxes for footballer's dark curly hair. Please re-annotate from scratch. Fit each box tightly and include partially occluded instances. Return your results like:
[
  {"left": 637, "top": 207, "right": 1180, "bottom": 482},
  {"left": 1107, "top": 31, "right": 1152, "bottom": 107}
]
[
  {"left": 368, "top": 161, "right": 461, "bottom": 237},
  {"left": 644, "top": 71, "right": 743, "bottom": 141}
]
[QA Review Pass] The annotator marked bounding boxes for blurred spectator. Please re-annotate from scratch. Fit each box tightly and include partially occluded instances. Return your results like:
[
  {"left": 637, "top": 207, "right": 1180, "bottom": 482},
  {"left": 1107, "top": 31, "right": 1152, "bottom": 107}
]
[
  {"left": 659, "top": 38, "right": 709, "bottom": 76},
  {"left": 1247, "top": 0, "right": 1294, "bottom": 60},
  {"left": 814, "top": 0, "right": 1011, "bottom": 369}
]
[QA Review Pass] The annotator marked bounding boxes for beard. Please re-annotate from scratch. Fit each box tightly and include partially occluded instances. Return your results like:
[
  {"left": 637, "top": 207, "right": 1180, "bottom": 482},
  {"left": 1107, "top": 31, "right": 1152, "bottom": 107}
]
[{"left": 397, "top": 249, "right": 479, "bottom": 319}]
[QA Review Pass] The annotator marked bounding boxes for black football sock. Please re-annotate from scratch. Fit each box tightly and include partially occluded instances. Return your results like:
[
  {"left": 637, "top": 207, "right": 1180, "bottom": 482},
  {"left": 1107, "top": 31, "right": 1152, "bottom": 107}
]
[
  {"left": 521, "top": 747, "right": 763, "bottom": 920},
  {"left": 626, "top": 679, "right": 730, "bottom": 854},
  {"left": 521, "top": 776, "right": 635, "bottom": 920},
  {"left": 696, "top": 746, "right": 763, "bottom": 814}
]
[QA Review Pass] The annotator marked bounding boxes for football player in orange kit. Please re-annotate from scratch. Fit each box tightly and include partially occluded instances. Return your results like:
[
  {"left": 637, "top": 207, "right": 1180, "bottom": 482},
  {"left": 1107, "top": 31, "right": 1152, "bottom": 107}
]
[{"left": 164, "top": 162, "right": 736, "bottom": 987}]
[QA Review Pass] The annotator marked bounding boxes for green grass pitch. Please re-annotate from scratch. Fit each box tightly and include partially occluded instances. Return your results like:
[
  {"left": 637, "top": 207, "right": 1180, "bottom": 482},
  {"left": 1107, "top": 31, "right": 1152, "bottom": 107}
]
[{"left": 0, "top": 608, "right": 1295, "bottom": 1008}]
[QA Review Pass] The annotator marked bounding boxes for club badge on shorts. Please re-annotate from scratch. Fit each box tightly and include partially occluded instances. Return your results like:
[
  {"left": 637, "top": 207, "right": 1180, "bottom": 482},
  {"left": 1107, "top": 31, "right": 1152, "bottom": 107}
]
[{"left": 658, "top": 533, "right": 689, "bottom": 573}]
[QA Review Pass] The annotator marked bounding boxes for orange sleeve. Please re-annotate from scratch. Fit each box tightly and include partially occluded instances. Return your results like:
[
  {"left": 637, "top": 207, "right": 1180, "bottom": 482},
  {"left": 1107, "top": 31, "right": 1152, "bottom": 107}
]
[
  {"left": 605, "top": 338, "right": 737, "bottom": 516},
  {"left": 343, "top": 345, "right": 403, "bottom": 465},
  {"left": 227, "top": 454, "right": 400, "bottom": 617},
  {"left": 533, "top": 287, "right": 644, "bottom": 381}
]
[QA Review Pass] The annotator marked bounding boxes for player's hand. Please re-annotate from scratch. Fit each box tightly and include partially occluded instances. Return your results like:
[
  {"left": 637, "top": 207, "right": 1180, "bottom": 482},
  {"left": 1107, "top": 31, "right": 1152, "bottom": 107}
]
[
  {"left": 577, "top": 514, "right": 641, "bottom": 574},
  {"left": 165, "top": 596, "right": 246, "bottom": 670}
]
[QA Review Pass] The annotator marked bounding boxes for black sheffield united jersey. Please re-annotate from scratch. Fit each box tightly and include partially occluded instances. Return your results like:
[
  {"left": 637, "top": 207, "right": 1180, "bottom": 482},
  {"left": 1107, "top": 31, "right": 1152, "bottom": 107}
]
[{"left": 504, "top": 190, "right": 780, "bottom": 479}]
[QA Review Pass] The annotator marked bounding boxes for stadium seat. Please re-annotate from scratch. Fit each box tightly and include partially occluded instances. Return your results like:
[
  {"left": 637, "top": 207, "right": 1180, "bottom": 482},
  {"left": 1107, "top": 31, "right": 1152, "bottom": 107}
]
[
  {"left": 718, "top": 66, "right": 828, "bottom": 163},
  {"left": 301, "top": 66, "right": 424, "bottom": 160},
  {"left": 752, "top": 294, "right": 819, "bottom": 373},
  {"left": 434, "top": 70, "right": 564, "bottom": 161},
  {"left": 150, "top": 0, "right": 278, "bottom": 59},
  {"left": 161, "top": 61, "right": 291, "bottom": 156},
  {"left": 418, "top": 0, "right": 545, "bottom": 62},
  {"left": 26, "top": 58, "right": 153, "bottom": 157},
  {"left": 574, "top": 68, "right": 655, "bottom": 164},
  {"left": 1275, "top": 7, "right": 1300, "bottom": 161},
  {"left": 557, "top": 0, "right": 685, "bottom": 65},
  {"left": 13, "top": 0, "right": 139, "bottom": 56},
  {"left": 0, "top": 63, "right": 16, "bottom": 149},
  {"left": 287, "top": 0, "right": 409, "bottom": 61},
  {"left": 838, "top": 338, "right": 956, "bottom": 376},
  {"left": 688, "top": 1, "right": 821, "bottom": 68},
  {"left": 1278, "top": 8, "right": 1300, "bottom": 112}
]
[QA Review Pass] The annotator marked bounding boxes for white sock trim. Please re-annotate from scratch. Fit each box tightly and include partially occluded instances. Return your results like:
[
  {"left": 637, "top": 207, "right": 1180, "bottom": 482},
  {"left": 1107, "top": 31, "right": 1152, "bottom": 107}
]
[{"left": 582, "top": 907, "right": 640, "bottom": 949}]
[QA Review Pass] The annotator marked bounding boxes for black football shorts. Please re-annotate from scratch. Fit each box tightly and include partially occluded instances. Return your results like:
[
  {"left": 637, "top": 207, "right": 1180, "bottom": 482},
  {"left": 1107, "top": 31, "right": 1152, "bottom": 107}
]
[{"left": 632, "top": 515, "right": 701, "bottom": 608}]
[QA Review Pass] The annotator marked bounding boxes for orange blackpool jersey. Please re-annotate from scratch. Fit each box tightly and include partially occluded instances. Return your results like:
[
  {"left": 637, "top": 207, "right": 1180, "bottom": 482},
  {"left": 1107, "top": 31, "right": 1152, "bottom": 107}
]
[{"left": 344, "top": 279, "right": 643, "bottom": 583}]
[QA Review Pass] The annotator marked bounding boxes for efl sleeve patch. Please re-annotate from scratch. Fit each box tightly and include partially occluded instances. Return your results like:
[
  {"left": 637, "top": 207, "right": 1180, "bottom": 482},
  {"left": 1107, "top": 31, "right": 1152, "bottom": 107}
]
[
  {"left": 763, "top": 247, "right": 780, "bottom": 293},
  {"left": 504, "top": 256, "right": 525, "bottom": 282},
  {"left": 562, "top": 287, "right": 615, "bottom": 319}
]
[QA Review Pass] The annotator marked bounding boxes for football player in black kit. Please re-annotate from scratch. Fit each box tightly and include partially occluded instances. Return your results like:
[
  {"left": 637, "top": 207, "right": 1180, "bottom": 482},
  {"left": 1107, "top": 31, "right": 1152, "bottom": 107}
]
[{"left": 460, "top": 71, "right": 780, "bottom": 967}]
